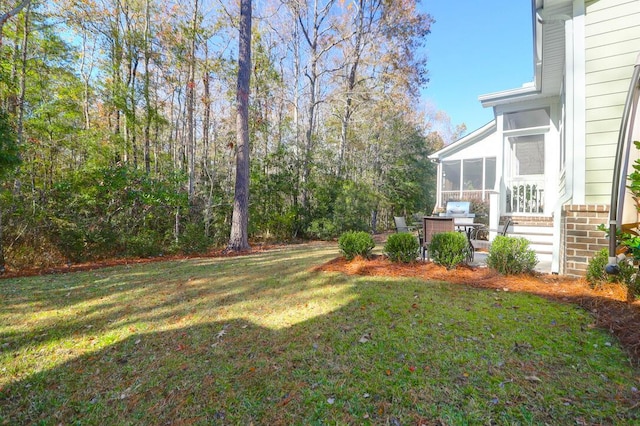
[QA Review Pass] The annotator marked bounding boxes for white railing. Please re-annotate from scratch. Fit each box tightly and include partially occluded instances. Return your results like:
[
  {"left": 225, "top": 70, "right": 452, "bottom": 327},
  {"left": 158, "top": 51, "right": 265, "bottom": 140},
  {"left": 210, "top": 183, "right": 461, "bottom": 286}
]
[
  {"left": 506, "top": 178, "right": 544, "bottom": 214},
  {"left": 439, "top": 190, "right": 488, "bottom": 206}
]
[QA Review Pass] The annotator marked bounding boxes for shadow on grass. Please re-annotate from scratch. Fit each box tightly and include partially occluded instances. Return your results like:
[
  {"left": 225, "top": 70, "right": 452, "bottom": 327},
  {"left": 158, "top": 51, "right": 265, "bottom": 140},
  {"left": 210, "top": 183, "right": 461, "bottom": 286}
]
[
  {"left": 2, "top": 268, "right": 640, "bottom": 424},
  {"left": 0, "top": 246, "right": 343, "bottom": 355}
]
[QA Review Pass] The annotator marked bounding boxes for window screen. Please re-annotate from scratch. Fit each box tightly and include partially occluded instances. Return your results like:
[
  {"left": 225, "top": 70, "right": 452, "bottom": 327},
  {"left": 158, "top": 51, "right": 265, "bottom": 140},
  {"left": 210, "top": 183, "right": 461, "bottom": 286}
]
[
  {"left": 442, "top": 160, "right": 460, "bottom": 191},
  {"left": 512, "top": 135, "right": 544, "bottom": 175}
]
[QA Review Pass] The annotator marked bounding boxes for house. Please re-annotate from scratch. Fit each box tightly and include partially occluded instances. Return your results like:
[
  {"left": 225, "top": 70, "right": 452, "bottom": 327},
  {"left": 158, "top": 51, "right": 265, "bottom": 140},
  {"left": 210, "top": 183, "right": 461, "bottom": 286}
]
[{"left": 428, "top": 0, "right": 640, "bottom": 276}]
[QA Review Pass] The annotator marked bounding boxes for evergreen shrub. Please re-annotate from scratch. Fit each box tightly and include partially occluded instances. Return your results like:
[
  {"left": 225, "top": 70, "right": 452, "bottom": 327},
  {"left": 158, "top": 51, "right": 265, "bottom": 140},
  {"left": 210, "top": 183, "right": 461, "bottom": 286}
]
[
  {"left": 429, "top": 231, "right": 468, "bottom": 269},
  {"left": 586, "top": 248, "right": 637, "bottom": 290},
  {"left": 179, "top": 223, "right": 212, "bottom": 254},
  {"left": 307, "top": 218, "right": 339, "bottom": 240},
  {"left": 125, "top": 230, "right": 162, "bottom": 258},
  {"left": 384, "top": 232, "right": 420, "bottom": 263},
  {"left": 338, "top": 231, "right": 375, "bottom": 261},
  {"left": 487, "top": 235, "right": 538, "bottom": 275}
]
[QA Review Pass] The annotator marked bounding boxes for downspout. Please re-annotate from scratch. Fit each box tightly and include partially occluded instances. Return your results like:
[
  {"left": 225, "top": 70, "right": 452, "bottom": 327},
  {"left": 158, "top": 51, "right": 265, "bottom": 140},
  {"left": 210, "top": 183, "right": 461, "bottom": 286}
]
[{"left": 548, "top": 10, "right": 574, "bottom": 274}]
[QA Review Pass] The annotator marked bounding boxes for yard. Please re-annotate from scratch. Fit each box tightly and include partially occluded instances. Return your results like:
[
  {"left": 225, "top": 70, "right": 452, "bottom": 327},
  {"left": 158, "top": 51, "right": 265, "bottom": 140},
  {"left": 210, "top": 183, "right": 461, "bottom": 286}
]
[{"left": 1, "top": 242, "right": 639, "bottom": 425}]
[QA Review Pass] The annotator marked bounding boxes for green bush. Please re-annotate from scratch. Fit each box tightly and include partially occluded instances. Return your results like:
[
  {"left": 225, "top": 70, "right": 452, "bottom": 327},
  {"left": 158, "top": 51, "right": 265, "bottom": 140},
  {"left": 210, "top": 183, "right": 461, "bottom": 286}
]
[
  {"left": 307, "top": 218, "right": 339, "bottom": 240},
  {"left": 384, "top": 232, "right": 420, "bottom": 263},
  {"left": 586, "top": 248, "right": 637, "bottom": 289},
  {"left": 179, "top": 223, "right": 212, "bottom": 254},
  {"left": 487, "top": 235, "right": 538, "bottom": 275},
  {"left": 125, "top": 230, "right": 162, "bottom": 258},
  {"left": 50, "top": 218, "right": 86, "bottom": 262},
  {"left": 338, "top": 231, "right": 375, "bottom": 261},
  {"left": 429, "top": 231, "right": 468, "bottom": 269}
]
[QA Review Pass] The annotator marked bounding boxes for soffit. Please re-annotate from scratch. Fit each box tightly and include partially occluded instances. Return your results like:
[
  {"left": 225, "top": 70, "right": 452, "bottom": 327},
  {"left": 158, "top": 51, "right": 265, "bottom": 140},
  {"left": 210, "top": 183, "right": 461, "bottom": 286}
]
[
  {"left": 480, "top": 0, "right": 572, "bottom": 107},
  {"left": 537, "top": 0, "right": 573, "bottom": 96}
]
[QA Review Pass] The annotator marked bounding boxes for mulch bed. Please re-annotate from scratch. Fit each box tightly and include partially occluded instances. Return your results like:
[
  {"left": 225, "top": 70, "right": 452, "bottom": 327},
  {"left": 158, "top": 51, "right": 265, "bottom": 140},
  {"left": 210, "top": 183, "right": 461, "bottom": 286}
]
[{"left": 315, "top": 254, "right": 640, "bottom": 367}]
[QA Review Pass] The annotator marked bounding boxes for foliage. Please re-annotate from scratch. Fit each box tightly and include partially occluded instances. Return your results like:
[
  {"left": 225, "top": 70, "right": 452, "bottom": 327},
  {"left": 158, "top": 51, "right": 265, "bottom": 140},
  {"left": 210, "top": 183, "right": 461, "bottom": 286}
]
[
  {"left": 338, "top": 230, "right": 375, "bottom": 261},
  {"left": 429, "top": 231, "right": 468, "bottom": 269},
  {"left": 0, "top": 1, "right": 440, "bottom": 268},
  {"left": 124, "top": 229, "right": 162, "bottom": 258},
  {"left": 586, "top": 248, "right": 638, "bottom": 291},
  {"left": 487, "top": 235, "right": 538, "bottom": 275},
  {"left": 0, "top": 111, "right": 21, "bottom": 179},
  {"left": 384, "top": 232, "right": 420, "bottom": 263},
  {"left": 0, "top": 245, "right": 637, "bottom": 425},
  {"left": 178, "top": 222, "right": 212, "bottom": 254},
  {"left": 307, "top": 218, "right": 339, "bottom": 240}
]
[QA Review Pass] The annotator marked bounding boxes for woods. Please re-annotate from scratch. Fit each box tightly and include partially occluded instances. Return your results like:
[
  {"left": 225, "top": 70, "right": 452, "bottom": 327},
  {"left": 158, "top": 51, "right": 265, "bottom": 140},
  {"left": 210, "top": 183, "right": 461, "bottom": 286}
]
[{"left": 0, "top": 0, "right": 441, "bottom": 269}]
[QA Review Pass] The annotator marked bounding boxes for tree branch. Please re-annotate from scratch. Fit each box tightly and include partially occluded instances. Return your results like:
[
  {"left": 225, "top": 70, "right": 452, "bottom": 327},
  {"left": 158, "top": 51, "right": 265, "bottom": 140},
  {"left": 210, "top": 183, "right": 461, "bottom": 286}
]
[{"left": 0, "top": 0, "right": 31, "bottom": 47}]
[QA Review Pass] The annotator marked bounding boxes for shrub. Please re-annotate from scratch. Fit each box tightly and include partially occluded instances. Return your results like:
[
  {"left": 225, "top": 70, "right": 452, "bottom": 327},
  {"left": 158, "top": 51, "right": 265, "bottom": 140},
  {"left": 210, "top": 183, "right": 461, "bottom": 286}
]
[
  {"left": 429, "top": 231, "right": 468, "bottom": 269},
  {"left": 487, "top": 235, "right": 538, "bottom": 275},
  {"left": 586, "top": 248, "right": 637, "bottom": 289},
  {"left": 307, "top": 218, "right": 339, "bottom": 240},
  {"left": 338, "top": 231, "right": 375, "bottom": 261},
  {"left": 125, "top": 230, "right": 162, "bottom": 258},
  {"left": 384, "top": 233, "right": 420, "bottom": 263},
  {"left": 179, "top": 223, "right": 212, "bottom": 254}
]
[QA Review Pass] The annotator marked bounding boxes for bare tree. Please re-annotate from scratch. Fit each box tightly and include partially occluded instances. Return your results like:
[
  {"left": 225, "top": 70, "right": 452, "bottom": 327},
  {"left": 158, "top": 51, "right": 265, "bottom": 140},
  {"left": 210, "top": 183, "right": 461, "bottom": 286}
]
[{"left": 228, "top": 0, "right": 252, "bottom": 251}]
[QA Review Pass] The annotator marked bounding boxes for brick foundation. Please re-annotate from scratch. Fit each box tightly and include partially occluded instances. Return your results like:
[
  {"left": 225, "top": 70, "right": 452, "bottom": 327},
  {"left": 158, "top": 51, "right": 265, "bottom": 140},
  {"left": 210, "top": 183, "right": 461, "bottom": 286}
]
[{"left": 562, "top": 204, "right": 609, "bottom": 277}]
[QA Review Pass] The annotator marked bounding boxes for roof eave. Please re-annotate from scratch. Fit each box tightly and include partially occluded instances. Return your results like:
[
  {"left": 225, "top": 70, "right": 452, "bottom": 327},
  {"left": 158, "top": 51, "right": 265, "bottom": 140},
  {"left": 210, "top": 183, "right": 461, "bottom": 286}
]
[
  {"left": 478, "top": 85, "right": 541, "bottom": 108},
  {"left": 478, "top": 0, "right": 543, "bottom": 109}
]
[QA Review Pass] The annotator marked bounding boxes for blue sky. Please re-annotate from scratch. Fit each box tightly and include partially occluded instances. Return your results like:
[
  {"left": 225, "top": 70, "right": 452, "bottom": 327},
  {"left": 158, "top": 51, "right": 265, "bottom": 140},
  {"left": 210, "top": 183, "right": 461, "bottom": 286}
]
[{"left": 420, "top": 0, "right": 534, "bottom": 135}]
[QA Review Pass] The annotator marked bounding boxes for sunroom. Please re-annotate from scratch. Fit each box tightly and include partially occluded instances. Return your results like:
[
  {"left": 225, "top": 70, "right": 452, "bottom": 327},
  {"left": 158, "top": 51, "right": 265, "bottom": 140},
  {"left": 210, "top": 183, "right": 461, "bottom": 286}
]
[{"left": 430, "top": 121, "right": 500, "bottom": 211}]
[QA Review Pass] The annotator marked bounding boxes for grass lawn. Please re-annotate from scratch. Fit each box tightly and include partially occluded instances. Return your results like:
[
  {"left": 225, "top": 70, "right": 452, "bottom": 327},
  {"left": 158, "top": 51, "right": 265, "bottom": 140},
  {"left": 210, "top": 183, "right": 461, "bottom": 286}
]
[{"left": 1, "top": 243, "right": 638, "bottom": 425}]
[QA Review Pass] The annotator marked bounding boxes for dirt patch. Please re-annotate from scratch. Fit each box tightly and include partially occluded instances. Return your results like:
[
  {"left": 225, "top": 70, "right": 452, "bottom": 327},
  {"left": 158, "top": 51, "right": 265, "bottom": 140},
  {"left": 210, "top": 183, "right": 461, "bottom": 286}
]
[{"left": 315, "top": 254, "right": 640, "bottom": 366}]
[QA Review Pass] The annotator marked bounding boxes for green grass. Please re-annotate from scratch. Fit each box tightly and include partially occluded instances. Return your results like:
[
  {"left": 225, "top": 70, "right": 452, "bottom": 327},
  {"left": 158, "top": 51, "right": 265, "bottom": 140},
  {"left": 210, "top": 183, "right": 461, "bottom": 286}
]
[{"left": 0, "top": 243, "right": 638, "bottom": 425}]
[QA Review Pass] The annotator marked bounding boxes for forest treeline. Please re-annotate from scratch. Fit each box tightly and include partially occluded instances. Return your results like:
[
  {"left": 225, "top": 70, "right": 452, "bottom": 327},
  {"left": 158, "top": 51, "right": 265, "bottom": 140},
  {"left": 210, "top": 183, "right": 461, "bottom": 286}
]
[{"left": 0, "top": 0, "right": 460, "bottom": 270}]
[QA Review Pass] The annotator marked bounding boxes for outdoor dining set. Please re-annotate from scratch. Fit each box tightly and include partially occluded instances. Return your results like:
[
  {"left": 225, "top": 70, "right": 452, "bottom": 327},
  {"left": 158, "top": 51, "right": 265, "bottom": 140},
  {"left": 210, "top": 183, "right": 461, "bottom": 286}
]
[{"left": 394, "top": 201, "right": 510, "bottom": 263}]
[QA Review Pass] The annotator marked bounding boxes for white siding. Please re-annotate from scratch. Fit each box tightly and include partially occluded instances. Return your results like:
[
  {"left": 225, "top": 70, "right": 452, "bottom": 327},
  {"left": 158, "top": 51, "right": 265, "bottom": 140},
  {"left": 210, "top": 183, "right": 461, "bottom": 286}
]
[
  {"left": 585, "top": 0, "right": 640, "bottom": 203},
  {"left": 435, "top": 131, "right": 500, "bottom": 162}
]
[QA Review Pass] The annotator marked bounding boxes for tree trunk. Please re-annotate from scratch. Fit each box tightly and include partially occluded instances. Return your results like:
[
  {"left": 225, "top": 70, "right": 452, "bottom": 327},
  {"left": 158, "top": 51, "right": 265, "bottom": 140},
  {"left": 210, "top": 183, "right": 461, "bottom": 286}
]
[
  {"left": 186, "top": 0, "right": 199, "bottom": 199},
  {"left": 228, "top": 0, "right": 252, "bottom": 251},
  {"left": 143, "top": 0, "right": 152, "bottom": 173},
  {"left": 16, "top": 1, "right": 30, "bottom": 146},
  {"left": 338, "top": 0, "right": 364, "bottom": 177}
]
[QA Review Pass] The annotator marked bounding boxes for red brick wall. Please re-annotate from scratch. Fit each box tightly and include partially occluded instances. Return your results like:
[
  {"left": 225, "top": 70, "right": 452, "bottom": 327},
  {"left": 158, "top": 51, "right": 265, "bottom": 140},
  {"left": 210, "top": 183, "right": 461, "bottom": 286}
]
[{"left": 562, "top": 204, "right": 609, "bottom": 277}]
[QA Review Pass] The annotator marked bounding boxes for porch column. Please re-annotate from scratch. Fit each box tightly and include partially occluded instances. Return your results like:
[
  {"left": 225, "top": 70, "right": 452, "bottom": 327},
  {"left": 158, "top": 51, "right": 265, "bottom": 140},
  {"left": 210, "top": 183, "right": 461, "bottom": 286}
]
[{"left": 489, "top": 191, "right": 500, "bottom": 240}]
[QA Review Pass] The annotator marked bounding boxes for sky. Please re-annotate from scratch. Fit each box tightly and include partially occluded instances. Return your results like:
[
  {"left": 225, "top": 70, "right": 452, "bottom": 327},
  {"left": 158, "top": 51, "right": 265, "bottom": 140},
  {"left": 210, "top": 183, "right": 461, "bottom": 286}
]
[{"left": 420, "top": 0, "right": 535, "bottom": 136}]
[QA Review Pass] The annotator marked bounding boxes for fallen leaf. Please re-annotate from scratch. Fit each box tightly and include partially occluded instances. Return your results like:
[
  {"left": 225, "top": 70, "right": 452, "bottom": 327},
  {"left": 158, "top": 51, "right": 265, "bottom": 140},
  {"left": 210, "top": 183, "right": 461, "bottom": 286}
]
[
  {"left": 358, "top": 333, "right": 371, "bottom": 344},
  {"left": 524, "top": 375, "right": 542, "bottom": 383}
]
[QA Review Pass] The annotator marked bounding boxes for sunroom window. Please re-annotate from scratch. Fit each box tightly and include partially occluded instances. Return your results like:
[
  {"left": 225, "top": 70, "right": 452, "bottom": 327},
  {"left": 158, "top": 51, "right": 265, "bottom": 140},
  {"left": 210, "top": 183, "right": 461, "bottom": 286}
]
[
  {"left": 511, "top": 135, "right": 544, "bottom": 176},
  {"left": 440, "top": 157, "right": 496, "bottom": 204},
  {"left": 503, "top": 108, "right": 549, "bottom": 131}
]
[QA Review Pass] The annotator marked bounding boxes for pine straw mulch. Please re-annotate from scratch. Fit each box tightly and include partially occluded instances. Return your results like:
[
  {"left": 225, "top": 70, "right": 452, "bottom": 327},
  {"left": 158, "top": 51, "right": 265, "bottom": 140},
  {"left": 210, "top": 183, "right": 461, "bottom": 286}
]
[{"left": 315, "top": 254, "right": 640, "bottom": 367}]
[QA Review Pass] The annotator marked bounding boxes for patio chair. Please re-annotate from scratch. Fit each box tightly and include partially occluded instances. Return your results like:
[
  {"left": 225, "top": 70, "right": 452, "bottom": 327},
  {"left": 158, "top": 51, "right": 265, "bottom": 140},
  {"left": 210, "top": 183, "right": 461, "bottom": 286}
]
[
  {"left": 470, "top": 217, "right": 511, "bottom": 240},
  {"left": 395, "top": 216, "right": 424, "bottom": 259},
  {"left": 422, "top": 217, "right": 455, "bottom": 261},
  {"left": 393, "top": 216, "right": 415, "bottom": 233}
]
